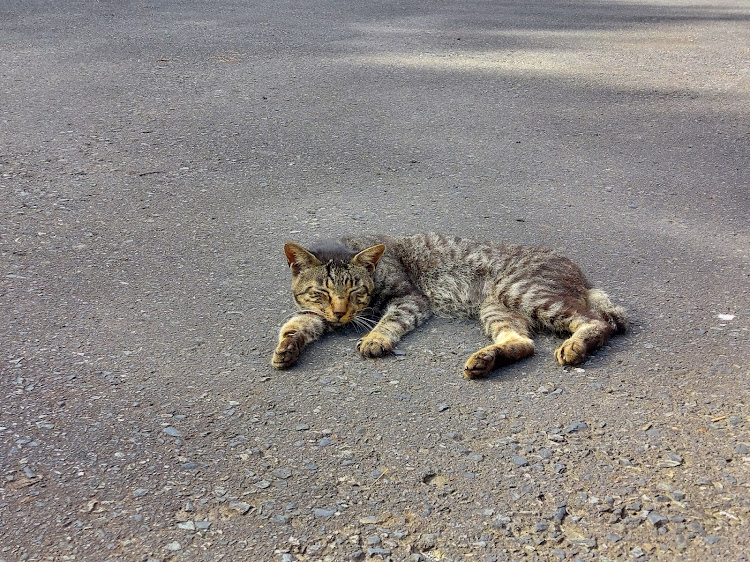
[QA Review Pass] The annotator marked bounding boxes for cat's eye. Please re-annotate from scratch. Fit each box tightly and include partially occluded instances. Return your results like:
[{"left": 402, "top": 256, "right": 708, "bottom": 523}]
[{"left": 349, "top": 287, "right": 369, "bottom": 302}]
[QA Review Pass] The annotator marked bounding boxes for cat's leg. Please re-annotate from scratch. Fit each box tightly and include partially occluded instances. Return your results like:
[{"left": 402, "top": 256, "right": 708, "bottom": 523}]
[
  {"left": 358, "top": 294, "right": 431, "bottom": 358},
  {"left": 271, "top": 313, "right": 329, "bottom": 369},
  {"left": 535, "top": 302, "right": 613, "bottom": 366},
  {"left": 464, "top": 301, "right": 535, "bottom": 379},
  {"left": 553, "top": 309, "right": 613, "bottom": 366}
]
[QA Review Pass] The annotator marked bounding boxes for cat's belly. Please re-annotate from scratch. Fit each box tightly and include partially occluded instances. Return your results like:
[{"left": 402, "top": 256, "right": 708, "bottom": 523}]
[{"left": 419, "top": 275, "right": 484, "bottom": 317}]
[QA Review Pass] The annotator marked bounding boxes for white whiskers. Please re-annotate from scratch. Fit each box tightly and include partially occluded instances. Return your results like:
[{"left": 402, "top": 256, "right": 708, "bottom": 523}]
[{"left": 350, "top": 314, "right": 377, "bottom": 333}]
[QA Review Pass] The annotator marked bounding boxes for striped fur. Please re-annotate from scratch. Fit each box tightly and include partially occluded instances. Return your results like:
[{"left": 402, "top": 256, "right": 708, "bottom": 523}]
[{"left": 272, "top": 233, "right": 627, "bottom": 377}]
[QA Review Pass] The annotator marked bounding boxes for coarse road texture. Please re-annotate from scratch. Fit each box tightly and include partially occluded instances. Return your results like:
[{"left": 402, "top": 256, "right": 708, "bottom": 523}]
[{"left": 1, "top": 1, "right": 749, "bottom": 561}]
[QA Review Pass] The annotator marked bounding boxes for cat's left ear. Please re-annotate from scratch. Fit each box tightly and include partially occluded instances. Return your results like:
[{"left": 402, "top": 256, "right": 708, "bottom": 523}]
[{"left": 351, "top": 244, "right": 385, "bottom": 273}]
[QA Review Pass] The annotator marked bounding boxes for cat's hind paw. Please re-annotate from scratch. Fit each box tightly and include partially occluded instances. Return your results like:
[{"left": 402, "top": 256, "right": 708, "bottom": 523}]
[
  {"left": 555, "top": 338, "right": 586, "bottom": 366},
  {"left": 357, "top": 331, "right": 394, "bottom": 358},
  {"left": 464, "top": 347, "right": 497, "bottom": 379},
  {"left": 271, "top": 334, "right": 303, "bottom": 369}
]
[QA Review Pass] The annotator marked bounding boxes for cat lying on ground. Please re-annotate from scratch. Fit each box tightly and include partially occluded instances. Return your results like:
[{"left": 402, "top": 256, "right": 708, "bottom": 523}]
[{"left": 271, "top": 233, "right": 627, "bottom": 378}]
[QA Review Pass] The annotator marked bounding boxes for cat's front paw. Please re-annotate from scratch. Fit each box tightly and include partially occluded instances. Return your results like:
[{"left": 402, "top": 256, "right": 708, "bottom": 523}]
[
  {"left": 357, "top": 331, "right": 394, "bottom": 358},
  {"left": 555, "top": 338, "right": 586, "bottom": 366},
  {"left": 271, "top": 333, "right": 304, "bottom": 369}
]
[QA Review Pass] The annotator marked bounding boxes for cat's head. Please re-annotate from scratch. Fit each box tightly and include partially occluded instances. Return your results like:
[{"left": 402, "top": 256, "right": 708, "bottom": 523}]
[{"left": 283, "top": 241, "right": 385, "bottom": 325}]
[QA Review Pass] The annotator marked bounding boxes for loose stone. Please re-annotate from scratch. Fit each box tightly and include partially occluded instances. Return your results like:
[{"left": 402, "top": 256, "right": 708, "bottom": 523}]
[
  {"left": 566, "top": 421, "right": 588, "bottom": 433},
  {"left": 314, "top": 507, "right": 336, "bottom": 518},
  {"left": 273, "top": 468, "right": 293, "bottom": 479},
  {"left": 228, "top": 501, "right": 252, "bottom": 515},
  {"left": 647, "top": 512, "right": 668, "bottom": 527},
  {"left": 705, "top": 535, "right": 720, "bottom": 544},
  {"left": 511, "top": 455, "right": 528, "bottom": 467},
  {"left": 163, "top": 426, "right": 183, "bottom": 437}
]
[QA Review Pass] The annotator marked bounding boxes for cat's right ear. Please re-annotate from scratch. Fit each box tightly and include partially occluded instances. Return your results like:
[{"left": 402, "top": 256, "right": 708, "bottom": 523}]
[{"left": 284, "top": 242, "right": 321, "bottom": 276}]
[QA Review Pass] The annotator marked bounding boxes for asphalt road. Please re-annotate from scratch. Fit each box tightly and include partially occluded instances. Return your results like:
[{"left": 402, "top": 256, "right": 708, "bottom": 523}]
[{"left": 1, "top": 1, "right": 749, "bottom": 560}]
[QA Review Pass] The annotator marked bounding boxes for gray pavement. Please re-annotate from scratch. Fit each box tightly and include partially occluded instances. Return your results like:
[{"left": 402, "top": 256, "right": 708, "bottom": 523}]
[{"left": 1, "top": 0, "right": 749, "bottom": 560}]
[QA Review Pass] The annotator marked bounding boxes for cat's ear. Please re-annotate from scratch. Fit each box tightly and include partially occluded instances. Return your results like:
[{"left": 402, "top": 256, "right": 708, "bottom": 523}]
[
  {"left": 284, "top": 242, "right": 321, "bottom": 276},
  {"left": 351, "top": 244, "right": 385, "bottom": 273}
]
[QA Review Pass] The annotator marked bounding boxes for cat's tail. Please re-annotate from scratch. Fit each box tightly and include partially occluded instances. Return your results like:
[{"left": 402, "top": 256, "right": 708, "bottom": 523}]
[{"left": 586, "top": 288, "right": 628, "bottom": 332}]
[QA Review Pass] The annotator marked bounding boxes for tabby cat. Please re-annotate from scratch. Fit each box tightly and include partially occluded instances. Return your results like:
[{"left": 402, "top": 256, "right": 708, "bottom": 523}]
[{"left": 271, "top": 233, "right": 627, "bottom": 378}]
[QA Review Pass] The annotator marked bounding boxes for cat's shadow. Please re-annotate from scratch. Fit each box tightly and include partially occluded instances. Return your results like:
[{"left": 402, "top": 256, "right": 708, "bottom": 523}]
[{"left": 322, "top": 318, "right": 560, "bottom": 383}]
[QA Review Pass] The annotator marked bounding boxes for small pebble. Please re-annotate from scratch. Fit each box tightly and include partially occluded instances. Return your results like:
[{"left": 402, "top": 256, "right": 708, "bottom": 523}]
[
  {"left": 273, "top": 468, "right": 293, "bottom": 479},
  {"left": 228, "top": 501, "right": 252, "bottom": 515},
  {"left": 647, "top": 512, "right": 668, "bottom": 527},
  {"left": 704, "top": 535, "right": 720, "bottom": 545},
  {"left": 314, "top": 507, "right": 336, "bottom": 518},
  {"left": 164, "top": 541, "right": 181, "bottom": 551},
  {"left": 511, "top": 455, "right": 528, "bottom": 467},
  {"left": 163, "top": 426, "right": 183, "bottom": 437},
  {"left": 566, "top": 421, "right": 588, "bottom": 433}
]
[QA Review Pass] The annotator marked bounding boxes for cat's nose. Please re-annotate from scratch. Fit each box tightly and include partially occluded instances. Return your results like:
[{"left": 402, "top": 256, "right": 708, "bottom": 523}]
[{"left": 333, "top": 311, "right": 345, "bottom": 320}]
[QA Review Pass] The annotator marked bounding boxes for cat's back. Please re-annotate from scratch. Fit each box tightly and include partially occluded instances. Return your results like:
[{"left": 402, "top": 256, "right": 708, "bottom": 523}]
[
  {"left": 344, "top": 233, "right": 583, "bottom": 316},
  {"left": 392, "top": 233, "right": 518, "bottom": 274},
  {"left": 389, "top": 233, "right": 517, "bottom": 315}
]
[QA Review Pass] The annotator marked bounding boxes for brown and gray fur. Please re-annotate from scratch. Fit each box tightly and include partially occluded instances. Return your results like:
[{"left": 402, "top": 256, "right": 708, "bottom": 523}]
[{"left": 272, "top": 233, "right": 627, "bottom": 378}]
